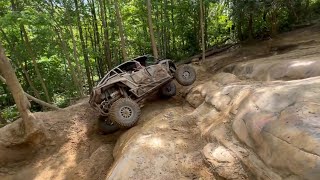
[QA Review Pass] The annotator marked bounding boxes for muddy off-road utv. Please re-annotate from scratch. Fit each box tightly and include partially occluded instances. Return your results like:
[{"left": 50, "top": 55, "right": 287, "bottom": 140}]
[{"left": 89, "top": 55, "right": 196, "bottom": 133}]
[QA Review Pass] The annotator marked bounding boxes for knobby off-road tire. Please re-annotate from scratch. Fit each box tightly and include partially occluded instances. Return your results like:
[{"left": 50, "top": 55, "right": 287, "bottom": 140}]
[
  {"left": 175, "top": 65, "right": 196, "bottom": 86},
  {"left": 109, "top": 98, "right": 141, "bottom": 128},
  {"left": 98, "top": 116, "right": 120, "bottom": 134},
  {"left": 160, "top": 81, "right": 176, "bottom": 97}
]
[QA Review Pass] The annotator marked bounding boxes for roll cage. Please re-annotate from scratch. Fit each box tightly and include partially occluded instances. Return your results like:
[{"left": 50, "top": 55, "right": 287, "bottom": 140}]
[{"left": 97, "top": 55, "right": 155, "bottom": 86}]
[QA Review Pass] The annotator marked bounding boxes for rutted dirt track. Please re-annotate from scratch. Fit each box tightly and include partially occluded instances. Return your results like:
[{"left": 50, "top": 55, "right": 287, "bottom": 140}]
[{"left": 1, "top": 24, "right": 320, "bottom": 180}]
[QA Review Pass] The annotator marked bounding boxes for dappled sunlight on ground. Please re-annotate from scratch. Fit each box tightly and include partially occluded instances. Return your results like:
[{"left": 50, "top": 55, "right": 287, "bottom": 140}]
[{"left": 290, "top": 61, "right": 315, "bottom": 67}]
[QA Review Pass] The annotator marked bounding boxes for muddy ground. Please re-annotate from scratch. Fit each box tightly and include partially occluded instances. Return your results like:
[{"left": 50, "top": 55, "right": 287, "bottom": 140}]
[{"left": 0, "top": 24, "right": 320, "bottom": 180}]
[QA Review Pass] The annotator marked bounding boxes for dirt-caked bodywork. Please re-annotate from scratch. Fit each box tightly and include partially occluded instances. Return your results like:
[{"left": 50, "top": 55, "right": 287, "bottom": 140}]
[{"left": 89, "top": 55, "right": 196, "bottom": 131}]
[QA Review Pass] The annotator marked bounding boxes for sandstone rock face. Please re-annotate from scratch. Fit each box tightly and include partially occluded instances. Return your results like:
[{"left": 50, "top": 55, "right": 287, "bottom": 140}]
[
  {"left": 232, "top": 78, "right": 320, "bottom": 179},
  {"left": 224, "top": 58, "right": 320, "bottom": 81},
  {"left": 106, "top": 99, "right": 215, "bottom": 180},
  {"left": 202, "top": 144, "right": 248, "bottom": 179},
  {"left": 186, "top": 76, "right": 320, "bottom": 180}
]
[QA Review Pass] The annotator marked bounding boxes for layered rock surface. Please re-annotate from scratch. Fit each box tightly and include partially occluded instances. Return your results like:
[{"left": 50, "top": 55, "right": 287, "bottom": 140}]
[
  {"left": 187, "top": 73, "right": 320, "bottom": 179},
  {"left": 108, "top": 24, "right": 320, "bottom": 180},
  {"left": 0, "top": 24, "right": 320, "bottom": 180}
]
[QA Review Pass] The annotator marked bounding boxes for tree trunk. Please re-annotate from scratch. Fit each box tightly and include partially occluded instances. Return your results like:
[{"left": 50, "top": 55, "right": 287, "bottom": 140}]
[
  {"left": 0, "top": 112, "right": 6, "bottom": 125},
  {"left": 248, "top": 13, "right": 253, "bottom": 40},
  {"left": 193, "top": 5, "right": 200, "bottom": 52},
  {"left": 0, "top": 44, "right": 31, "bottom": 122},
  {"left": 155, "top": 1, "right": 161, "bottom": 57},
  {"left": 160, "top": 1, "right": 165, "bottom": 58},
  {"left": 200, "top": 0, "right": 205, "bottom": 61},
  {"left": 88, "top": 0, "right": 104, "bottom": 77},
  {"left": 55, "top": 26, "right": 83, "bottom": 96},
  {"left": 163, "top": 0, "right": 169, "bottom": 58},
  {"left": 237, "top": 12, "right": 244, "bottom": 41},
  {"left": 62, "top": 0, "right": 84, "bottom": 95},
  {"left": 69, "top": 25, "right": 85, "bottom": 93},
  {"left": 305, "top": 0, "right": 310, "bottom": 20},
  {"left": 288, "top": 0, "right": 299, "bottom": 23},
  {"left": 88, "top": 27, "right": 102, "bottom": 78},
  {"left": 0, "top": 27, "right": 42, "bottom": 100},
  {"left": 161, "top": 0, "right": 169, "bottom": 58},
  {"left": 114, "top": 0, "right": 128, "bottom": 61},
  {"left": 15, "top": 59, "right": 42, "bottom": 99},
  {"left": 84, "top": 25, "right": 94, "bottom": 85},
  {"left": 0, "top": 1, "right": 48, "bottom": 146},
  {"left": 147, "top": 0, "right": 159, "bottom": 60},
  {"left": 205, "top": 4, "right": 209, "bottom": 48},
  {"left": 270, "top": 9, "right": 278, "bottom": 37},
  {"left": 0, "top": 45, "right": 50, "bottom": 146},
  {"left": 170, "top": 0, "right": 175, "bottom": 53},
  {"left": 20, "top": 25, "right": 51, "bottom": 103},
  {"left": 98, "top": 0, "right": 112, "bottom": 70},
  {"left": 74, "top": 0, "right": 93, "bottom": 92}
]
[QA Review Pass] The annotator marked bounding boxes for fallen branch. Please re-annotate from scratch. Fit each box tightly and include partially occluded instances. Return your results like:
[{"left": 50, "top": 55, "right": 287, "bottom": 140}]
[
  {"left": 24, "top": 93, "right": 60, "bottom": 110},
  {"left": 0, "top": 75, "right": 60, "bottom": 110},
  {"left": 0, "top": 75, "right": 5, "bottom": 83},
  {"left": 177, "top": 43, "right": 236, "bottom": 65}
]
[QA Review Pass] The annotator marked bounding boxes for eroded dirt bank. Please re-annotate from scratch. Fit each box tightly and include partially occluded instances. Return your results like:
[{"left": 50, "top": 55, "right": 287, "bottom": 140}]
[
  {"left": 0, "top": 24, "right": 320, "bottom": 180},
  {"left": 0, "top": 100, "right": 118, "bottom": 179}
]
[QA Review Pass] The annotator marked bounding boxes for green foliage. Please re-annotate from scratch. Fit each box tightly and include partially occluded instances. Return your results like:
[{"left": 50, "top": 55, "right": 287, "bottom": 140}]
[
  {"left": 230, "top": 0, "right": 320, "bottom": 40},
  {"left": 53, "top": 94, "right": 72, "bottom": 108},
  {"left": 0, "top": 0, "right": 319, "bottom": 123},
  {"left": 1, "top": 105, "right": 19, "bottom": 123},
  {"left": 207, "top": 2, "right": 233, "bottom": 45}
]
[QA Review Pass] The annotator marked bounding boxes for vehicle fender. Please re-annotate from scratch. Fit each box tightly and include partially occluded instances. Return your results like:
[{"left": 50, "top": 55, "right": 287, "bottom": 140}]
[{"left": 159, "top": 59, "right": 176, "bottom": 72}]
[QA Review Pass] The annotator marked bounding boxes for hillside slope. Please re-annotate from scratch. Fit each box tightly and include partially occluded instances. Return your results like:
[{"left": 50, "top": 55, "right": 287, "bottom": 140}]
[{"left": 0, "top": 24, "right": 320, "bottom": 180}]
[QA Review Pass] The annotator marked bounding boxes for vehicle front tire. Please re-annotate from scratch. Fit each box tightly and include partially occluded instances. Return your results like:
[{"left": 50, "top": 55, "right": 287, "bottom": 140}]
[
  {"left": 175, "top": 65, "right": 196, "bottom": 86},
  {"left": 109, "top": 98, "right": 141, "bottom": 128},
  {"left": 160, "top": 81, "right": 176, "bottom": 97},
  {"left": 98, "top": 116, "right": 120, "bottom": 134}
]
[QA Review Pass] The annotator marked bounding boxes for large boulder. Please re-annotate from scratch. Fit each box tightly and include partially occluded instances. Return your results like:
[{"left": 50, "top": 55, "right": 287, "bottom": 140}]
[
  {"left": 106, "top": 98, "right": 215, "bottom": 180},
  {"left": 202, "top": 143, "right": 249, "bottom": 179},
  {"left": 186, "top": 73, "right": 320, "bottom": 180},
  {"left": 232, "top": 77, "right": 320, "bottom": 179}
]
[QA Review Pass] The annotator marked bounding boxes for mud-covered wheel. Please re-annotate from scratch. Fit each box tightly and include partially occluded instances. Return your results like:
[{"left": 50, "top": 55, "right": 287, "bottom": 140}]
[
  {"left": 109, "top": 98, "right": 141, "bottom": 128},
  {"left": 175, "top": 65, "right": 196, "bottom": 86},
  {"left": 160, "top": 81, "right": 176, "bottom": 97},
  {"left": 98, "top": 116, "right": 120, "bottom": 134}
]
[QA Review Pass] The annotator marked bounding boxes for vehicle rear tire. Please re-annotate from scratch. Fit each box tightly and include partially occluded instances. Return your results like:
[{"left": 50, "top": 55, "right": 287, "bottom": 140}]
[
  {"left": 109, "top": 98, "right": 141, "bottom": 128},
  {"left": 98, "top": 116, "right": 120, "bottom": 134},
  {"left": 175, "top": 65, "right": 196, "bottom": 86},
  {"left": 160, "top": 81, "right": 176, "bottom": 97}
]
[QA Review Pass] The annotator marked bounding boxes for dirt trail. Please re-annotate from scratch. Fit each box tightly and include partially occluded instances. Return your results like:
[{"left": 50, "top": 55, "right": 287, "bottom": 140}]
[
  {"left": 0, "top": 100, "right": 118, "bottom": 179},
  {"left": 0, "top": 95, "right": 207, "bottom": 179},
  {"left": 0, "top": 24, "right": 320, "bottom": 180}
]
